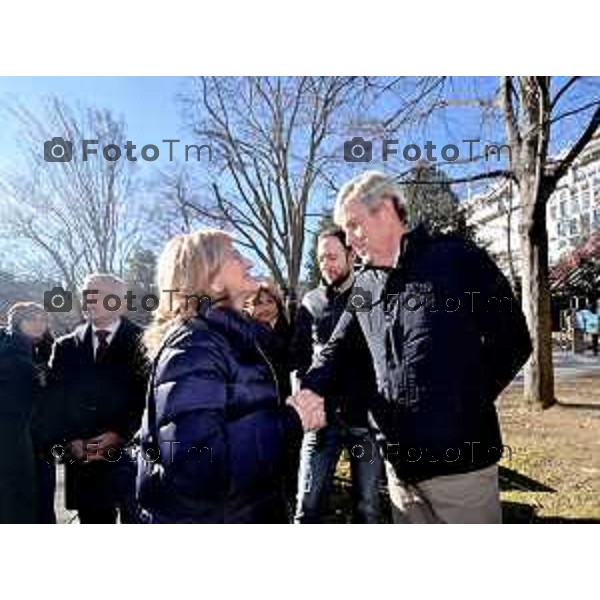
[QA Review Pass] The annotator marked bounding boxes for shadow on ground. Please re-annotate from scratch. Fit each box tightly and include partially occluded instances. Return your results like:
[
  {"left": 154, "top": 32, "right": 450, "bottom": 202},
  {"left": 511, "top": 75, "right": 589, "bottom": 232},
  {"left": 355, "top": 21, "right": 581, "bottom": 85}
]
[
  {"left": 327, "top": 466, "right": 596, "bottom": 524},
  {"left": 499, "top": 466, "right": 555, "bottom": 493},
  {"left": 502, "top": 501, "right": 600, "bottom": 524},
  {"left": 555, "top": 399, "right": 600, "bottom": 411}
]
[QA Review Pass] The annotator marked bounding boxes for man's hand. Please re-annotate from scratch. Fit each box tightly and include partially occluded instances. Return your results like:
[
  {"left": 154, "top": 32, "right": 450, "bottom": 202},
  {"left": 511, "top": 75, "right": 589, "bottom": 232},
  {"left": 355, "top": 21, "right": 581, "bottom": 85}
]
[
  {"left": 82, "top": 431, "right": 124, "bottom": 462},
  {"left": 69, "top": 439, "right": 86, "bottom": 461},
  {"left": 286, "top": 389, "right": 326, "bottom": 431}
]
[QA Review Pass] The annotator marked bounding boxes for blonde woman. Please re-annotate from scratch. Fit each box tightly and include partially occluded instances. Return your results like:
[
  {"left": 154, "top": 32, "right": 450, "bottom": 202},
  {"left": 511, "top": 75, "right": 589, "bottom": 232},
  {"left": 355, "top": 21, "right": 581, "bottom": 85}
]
[{"left": 137, "top": 230, "right": 325, "bottom": 523}]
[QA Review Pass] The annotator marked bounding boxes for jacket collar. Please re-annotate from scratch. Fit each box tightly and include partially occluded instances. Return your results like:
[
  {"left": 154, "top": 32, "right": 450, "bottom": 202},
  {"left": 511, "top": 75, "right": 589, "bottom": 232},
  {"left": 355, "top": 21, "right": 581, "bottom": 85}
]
[
  {"left": 0, "top": 326, "right": 32, "bottom": 352},
  {"left": 395, "top": 223, "right": 431, "bottom": 269},
  {"left": 357, "top": 223, "right": 431, "bottom": 275},
  {"left": 319, "top": 271, "right": 355, "bottom": 299},
  {"left": 198, "top": 305, "right": 264, "bottom": 354},
  {"left": 75, "top": 318, "right": 129, "bottom": 356}
]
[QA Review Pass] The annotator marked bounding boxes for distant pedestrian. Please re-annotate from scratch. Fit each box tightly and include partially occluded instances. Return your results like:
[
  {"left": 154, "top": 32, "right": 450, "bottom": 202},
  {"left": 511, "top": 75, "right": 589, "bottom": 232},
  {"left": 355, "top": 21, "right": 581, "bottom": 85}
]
[{"left": 9, "top": 302, "right": 57, "bottom": 523}]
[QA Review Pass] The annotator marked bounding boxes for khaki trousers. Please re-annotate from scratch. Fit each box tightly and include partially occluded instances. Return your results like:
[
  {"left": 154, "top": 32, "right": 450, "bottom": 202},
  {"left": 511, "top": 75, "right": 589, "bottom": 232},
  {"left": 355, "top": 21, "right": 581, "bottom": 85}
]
[{"left": 384, "top": 462, "right": 502, "bottom": 524}]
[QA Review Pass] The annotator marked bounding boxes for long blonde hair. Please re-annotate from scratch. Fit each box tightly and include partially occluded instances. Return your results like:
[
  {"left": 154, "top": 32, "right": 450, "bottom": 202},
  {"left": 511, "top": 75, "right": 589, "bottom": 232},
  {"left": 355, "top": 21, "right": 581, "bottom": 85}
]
[{"left": 144, "top": 229, "right": 232, "bottom": 354}]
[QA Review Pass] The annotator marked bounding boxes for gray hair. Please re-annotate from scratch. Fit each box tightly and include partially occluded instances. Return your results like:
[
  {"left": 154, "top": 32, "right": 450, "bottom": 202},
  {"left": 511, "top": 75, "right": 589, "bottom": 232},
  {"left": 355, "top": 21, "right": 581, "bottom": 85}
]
[
  {"left": 7, "top": 301, "right": 47, "bottom": 332},
  {"left": 334, "top": 170, "right": 407, "bottom": 226},
  {"left": 80, "top": 273, "right": 127, "bottom": 296}
]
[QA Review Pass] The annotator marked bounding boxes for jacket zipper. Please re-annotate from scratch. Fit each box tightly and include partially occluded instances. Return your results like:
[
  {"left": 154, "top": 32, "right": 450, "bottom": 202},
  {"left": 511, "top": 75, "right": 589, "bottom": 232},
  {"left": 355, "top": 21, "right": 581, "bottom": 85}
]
[{"left": 255, "top": 342, "right": 282, "bottom": 403}]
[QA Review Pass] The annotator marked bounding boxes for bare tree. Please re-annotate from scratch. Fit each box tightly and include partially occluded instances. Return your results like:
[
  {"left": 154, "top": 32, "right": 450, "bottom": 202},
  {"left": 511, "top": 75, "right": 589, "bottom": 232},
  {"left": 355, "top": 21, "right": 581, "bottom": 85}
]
[
  {"left": 181, "top": 76, "right": 361, "bottom": 310},
  {"left": 0, "top": 98, "right": 143, "bottom": 314},
  {"left": 149, "top": 165, "right": 200, "bottom": 238},
  {"left": 501, "top": 76, "right": 600, "bottom": 408},
  {"left": 376, "top": 76, "right": 600, "bottom": 409}
]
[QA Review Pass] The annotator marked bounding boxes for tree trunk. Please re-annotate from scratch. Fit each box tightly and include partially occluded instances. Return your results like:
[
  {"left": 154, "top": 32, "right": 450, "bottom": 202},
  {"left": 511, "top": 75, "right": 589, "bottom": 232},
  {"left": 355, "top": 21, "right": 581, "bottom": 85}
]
[{"left": 520, "top": 197, "right": 556, "bottom": 409}]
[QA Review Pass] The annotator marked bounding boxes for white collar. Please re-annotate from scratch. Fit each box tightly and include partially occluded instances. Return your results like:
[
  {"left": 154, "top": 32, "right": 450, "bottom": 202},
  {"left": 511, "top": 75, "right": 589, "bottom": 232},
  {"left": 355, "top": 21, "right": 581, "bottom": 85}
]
[
  {"left": 91, "top": 317, "right": 121, "bottom": 337},
  {"left": 391, "top": 238, "right": 402, "bottom": 268}
]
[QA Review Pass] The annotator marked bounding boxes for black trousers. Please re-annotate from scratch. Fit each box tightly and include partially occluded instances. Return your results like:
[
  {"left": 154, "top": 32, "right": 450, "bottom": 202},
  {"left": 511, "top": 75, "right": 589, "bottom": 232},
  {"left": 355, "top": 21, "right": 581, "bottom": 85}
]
[{"left": 68, "top": 460, "right": 140, "bottom": 524}]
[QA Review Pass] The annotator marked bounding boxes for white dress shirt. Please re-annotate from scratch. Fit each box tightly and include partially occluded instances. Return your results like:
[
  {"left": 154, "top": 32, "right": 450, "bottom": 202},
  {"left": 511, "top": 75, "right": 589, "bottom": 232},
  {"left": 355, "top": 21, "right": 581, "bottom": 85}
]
[{"left": 91, "top": 318, "right": 122, "bottom": 359}]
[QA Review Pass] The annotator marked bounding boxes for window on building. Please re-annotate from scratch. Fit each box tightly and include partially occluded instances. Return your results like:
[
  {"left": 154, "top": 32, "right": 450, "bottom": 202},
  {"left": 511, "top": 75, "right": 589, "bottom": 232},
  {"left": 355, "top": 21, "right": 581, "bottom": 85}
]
[
  {"left": 594, "top": 177, "right": 600, "bottom": 202},
  {"left": 570, "top": 196, "right": 580, "bottom": 216},
  {"left": 580, "top": 213, "right": 591, "bottom": 235},
  {"left": 569, "top": 218, "right": 578, "bottom": 236},
  {"left": 594, "top": 208, "right": 600, "bottom": 228},
  {"left": 582, "top": 189, "right": 591, "bottom": 210},
  {"left": 550, "top": 205, "right": 557, "bottom": 220},
  {"left": 560, "top": 200, "right": 567, "bottom": 217}
]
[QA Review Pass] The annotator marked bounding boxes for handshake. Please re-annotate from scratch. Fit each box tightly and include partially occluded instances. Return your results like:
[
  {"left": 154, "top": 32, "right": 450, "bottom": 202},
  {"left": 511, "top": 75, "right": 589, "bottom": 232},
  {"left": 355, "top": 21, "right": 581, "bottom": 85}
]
[{"left": 286, "top": 389, "right": 326, "bottom": 431}]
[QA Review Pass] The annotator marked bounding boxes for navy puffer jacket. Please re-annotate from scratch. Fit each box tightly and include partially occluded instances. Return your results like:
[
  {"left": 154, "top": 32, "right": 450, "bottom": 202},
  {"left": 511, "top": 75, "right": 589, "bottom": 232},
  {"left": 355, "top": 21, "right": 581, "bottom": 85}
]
[{"left": 137, "top": 306, "right": 303, "bottom": 523}]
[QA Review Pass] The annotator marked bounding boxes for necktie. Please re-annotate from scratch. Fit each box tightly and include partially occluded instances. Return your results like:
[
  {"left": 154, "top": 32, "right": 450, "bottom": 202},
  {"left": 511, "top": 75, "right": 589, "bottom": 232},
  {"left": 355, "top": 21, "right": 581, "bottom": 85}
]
[{"left": 95, "top": 330, "right": 110, "bottom": 364}]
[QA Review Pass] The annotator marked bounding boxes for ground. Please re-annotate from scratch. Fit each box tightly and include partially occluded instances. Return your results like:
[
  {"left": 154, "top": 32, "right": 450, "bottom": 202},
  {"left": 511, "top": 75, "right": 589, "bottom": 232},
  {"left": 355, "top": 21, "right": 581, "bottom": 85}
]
[
  {"left": 331, "top": 352, "right": 600, "bottom": 523},
  {"left": 55, "top": 352, "right": 600, "bottom": 524},
  {"left": 498, "top": 372, "right": 600, "bottom": 523}
]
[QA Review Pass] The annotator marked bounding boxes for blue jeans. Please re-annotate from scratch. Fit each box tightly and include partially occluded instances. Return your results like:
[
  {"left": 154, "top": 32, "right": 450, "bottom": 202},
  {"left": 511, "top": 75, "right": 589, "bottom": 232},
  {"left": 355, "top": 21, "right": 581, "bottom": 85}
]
[{"left": 294, "top": 425, "right": 383, "bottom": 524}]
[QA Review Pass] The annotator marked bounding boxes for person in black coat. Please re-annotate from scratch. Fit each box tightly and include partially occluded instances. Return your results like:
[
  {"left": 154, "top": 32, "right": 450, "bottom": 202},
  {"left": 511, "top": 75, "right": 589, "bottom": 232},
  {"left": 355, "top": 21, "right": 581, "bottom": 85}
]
[
  {"left": 0, "top": 317, "right": 35, "bottom": 523},
  {"left": 244, "top": 280, "right": 293, "bottom": 403},
  {"left": 295, "top": 171, "right": 532, "bottom": 524},
  {"left": 137, "top": 229, "right": 325, "bottom": 524},
  {"left": 8, "top": 302, "right": 57, "bottom": 523},
  {"left": 291, "top": 227, "right": 383, "bottom": 524},
  {"left": 245, "top": 280, "right": 298, "bottom": 515},
  {"left": 48, "top": 274, "right": 149, "bottom": 524}
]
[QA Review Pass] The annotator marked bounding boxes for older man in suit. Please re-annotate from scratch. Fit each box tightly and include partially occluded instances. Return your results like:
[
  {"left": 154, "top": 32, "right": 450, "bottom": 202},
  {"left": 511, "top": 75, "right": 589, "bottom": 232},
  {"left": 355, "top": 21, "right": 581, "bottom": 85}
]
[{"left": 49, "top": 274, "right": 149, "bottom": 524}]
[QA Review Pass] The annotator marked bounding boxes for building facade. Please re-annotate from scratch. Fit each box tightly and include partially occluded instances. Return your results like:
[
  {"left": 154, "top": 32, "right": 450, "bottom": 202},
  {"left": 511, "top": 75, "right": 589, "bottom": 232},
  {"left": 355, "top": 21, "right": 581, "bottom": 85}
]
[{"left": 465, "top": 134, "right": 600, "bottom": 278}]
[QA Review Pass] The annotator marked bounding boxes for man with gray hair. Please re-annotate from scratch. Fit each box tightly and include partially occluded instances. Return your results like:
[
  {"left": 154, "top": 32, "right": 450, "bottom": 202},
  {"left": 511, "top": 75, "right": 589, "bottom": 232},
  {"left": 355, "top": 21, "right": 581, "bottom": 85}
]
[
  {"left": 295, "top": 170, "right": 532, "bottom": 523},
  {"left": 48, "top": 273, "right": 149, "bottom": 524}
]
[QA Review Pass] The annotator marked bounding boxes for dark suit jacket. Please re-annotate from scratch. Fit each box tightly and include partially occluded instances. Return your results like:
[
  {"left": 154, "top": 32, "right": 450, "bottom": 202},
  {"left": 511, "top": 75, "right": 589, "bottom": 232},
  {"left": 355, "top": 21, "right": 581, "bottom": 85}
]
[{"left": 48, "top": 318, "right": 149, "bottom": 510}]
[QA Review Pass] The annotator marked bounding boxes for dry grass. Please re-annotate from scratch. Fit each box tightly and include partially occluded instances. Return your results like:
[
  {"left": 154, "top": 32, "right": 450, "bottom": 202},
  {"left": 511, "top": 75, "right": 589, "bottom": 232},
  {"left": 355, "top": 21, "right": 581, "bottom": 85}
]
[
  {"left": 329, "top": 374, "right": 600, "bottom": 523},
  {"left": 497, "top": 375, "right": 600, "bottom": 523},
  {"left": 55, "top": 374, "right": 600, "bottom": 524}
]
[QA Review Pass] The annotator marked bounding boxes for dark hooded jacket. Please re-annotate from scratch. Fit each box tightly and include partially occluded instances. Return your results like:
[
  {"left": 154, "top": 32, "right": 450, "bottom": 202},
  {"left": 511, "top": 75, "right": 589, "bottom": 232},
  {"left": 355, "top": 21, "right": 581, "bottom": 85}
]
[
  {"left": 303, "top": 225, "right": 532, "bottom": 482},
  {"left": 137, "top": 306, "right": 303, "bottom": 523}
]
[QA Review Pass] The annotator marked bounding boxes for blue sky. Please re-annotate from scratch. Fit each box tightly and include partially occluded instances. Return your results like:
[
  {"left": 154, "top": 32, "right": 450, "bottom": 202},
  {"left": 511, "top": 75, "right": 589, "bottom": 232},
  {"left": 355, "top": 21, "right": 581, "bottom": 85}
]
[
  {"left": 0, "top": 76, "right": 193, "bottom": 173},
  {"left": 0, "top": 76, "right": 597, "bottom": 279},
  {"left": 1, "top": 76, "right": 595, "bottom": 186}
]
